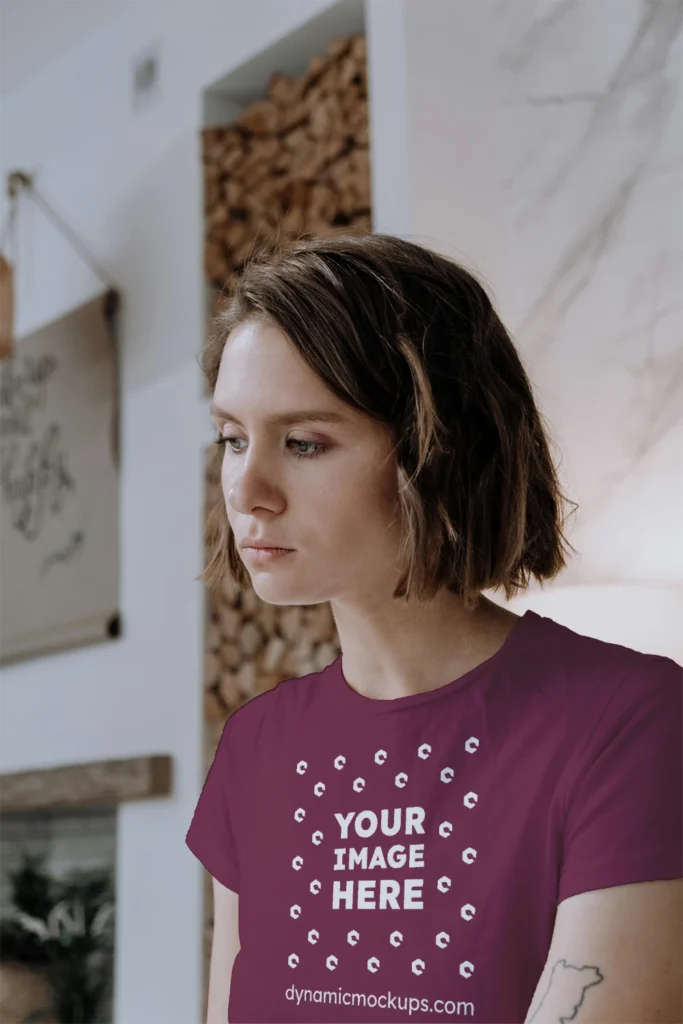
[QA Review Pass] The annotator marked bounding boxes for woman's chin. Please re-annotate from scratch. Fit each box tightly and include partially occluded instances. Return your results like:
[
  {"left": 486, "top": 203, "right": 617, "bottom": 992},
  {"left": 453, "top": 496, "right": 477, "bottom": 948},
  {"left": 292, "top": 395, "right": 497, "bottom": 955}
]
[{"left": 249, "top": 577, "right": 312, "bottom": 606}]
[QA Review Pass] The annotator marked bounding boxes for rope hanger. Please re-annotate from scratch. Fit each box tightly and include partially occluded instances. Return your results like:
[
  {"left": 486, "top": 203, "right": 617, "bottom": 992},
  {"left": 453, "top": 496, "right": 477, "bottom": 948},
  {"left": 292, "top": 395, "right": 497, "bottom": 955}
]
[
  {"left": 0, "top": 171, "right": 118, "bottom": 292},
  {"left": 0, "top": 171, "right": 121, "bottom": 358}
]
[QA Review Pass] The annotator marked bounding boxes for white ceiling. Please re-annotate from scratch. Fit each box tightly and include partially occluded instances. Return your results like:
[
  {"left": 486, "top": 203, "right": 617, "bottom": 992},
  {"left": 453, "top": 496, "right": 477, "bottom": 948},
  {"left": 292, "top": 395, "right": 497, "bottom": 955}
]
[{"left": 0, "top": 0, "right": 132, "bottom": 98}]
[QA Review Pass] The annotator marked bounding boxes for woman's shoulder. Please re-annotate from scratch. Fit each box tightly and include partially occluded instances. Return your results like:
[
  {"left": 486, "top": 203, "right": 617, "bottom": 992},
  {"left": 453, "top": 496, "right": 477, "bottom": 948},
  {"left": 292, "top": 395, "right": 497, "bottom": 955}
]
[{"left": 521, "top": 610, "right": 681, "bottom": 718}]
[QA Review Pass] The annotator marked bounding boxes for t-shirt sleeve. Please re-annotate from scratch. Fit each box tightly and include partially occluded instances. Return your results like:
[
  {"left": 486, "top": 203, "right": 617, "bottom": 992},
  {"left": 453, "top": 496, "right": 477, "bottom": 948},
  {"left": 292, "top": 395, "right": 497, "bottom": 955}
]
[
  {"left": 186, "top": 713, "right": 241, "bottom": 894},
  {"left": 558, "top": 654, "right": 683, "bottom": 905}
]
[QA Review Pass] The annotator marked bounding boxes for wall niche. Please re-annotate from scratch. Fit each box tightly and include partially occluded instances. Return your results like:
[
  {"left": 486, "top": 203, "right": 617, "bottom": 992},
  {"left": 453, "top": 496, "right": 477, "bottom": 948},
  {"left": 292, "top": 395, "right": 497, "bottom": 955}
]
[{"left": 198, "top": 1, "right": 370, "bottom": 1011}]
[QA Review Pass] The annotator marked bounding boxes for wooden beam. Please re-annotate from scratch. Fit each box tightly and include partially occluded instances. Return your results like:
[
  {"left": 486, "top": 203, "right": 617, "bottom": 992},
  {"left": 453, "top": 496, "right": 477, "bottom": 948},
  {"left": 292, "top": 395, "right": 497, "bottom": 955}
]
[{"left": 0, "top": 755, "right": 172, "bottom": 813}]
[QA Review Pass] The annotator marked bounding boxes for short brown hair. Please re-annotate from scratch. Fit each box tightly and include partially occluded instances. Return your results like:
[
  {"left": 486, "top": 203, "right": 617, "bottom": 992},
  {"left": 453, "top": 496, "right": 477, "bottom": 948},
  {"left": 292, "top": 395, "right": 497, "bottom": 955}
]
[{"left": 198, "top": 233, "right": 577, "bottom": 610}]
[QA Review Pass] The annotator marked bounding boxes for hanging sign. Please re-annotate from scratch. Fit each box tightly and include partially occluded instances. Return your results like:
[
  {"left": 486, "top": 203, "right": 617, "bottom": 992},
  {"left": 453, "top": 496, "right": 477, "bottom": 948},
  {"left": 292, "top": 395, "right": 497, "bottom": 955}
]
[{"left": 0, "top": 290, "right": 121, "bottom": 664}]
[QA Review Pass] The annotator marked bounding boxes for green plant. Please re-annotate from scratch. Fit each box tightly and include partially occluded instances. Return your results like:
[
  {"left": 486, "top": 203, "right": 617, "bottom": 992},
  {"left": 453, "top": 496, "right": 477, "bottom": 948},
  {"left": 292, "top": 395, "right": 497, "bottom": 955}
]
[{"left": 0, "top": 850, "right": 115, "bottom": 1024}]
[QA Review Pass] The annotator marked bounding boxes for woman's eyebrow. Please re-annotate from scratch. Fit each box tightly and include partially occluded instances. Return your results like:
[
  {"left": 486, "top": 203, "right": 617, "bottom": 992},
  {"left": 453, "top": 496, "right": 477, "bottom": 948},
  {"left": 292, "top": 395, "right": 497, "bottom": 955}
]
[{"left": 209, "top": 404, "right": 349, "bottom": 428}]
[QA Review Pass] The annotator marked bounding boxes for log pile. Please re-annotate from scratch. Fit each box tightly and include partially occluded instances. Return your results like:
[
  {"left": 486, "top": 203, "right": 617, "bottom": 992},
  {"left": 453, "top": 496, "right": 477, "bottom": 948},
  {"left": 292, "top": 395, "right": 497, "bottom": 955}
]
[
  {"left": 198, "top": 34, "right": 368, "bottom": 999},
  {"left": 202, "top": 33, "right": 371, "bottom": 294}
]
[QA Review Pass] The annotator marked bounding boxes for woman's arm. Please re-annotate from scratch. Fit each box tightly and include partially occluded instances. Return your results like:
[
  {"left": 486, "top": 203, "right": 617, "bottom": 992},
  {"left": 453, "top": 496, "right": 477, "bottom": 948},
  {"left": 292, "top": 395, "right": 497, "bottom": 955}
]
[{"left": 206, "top": 877, "right": 240, "bottom": 1024}]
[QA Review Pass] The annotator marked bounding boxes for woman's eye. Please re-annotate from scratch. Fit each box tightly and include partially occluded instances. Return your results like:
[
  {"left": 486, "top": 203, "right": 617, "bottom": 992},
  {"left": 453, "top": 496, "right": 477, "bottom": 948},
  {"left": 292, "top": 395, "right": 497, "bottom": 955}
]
[{"left": 212, "top": 437, "right": 330, "bottom": 460}]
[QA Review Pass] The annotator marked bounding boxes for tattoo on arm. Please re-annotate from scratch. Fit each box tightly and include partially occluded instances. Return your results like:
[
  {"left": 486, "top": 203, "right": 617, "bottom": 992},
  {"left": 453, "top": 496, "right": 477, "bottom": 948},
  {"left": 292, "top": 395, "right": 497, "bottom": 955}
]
[{"left": 526, "top": 959, "right": 605, "bottom": 1023}]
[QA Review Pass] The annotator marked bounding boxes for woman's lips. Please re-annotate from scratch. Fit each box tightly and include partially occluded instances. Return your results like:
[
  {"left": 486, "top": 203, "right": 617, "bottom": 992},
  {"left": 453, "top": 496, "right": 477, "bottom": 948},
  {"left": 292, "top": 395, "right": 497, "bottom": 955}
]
[{"left": 242, "top": 547, "right": 294, "bottom": 564}]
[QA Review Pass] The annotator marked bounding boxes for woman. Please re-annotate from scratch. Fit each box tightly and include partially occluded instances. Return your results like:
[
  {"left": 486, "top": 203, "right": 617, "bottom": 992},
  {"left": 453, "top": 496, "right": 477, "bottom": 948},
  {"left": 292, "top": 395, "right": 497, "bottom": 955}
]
[{"left": 186, "top": 234, "right": 682, "bottom": 1024}]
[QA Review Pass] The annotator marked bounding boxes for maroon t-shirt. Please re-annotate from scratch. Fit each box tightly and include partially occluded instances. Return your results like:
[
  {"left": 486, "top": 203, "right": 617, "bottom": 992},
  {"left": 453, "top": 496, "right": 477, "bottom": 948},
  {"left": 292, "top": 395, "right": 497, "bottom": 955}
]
[{"left": 186, "top": 610, "right": 683, "bottom": 1023}]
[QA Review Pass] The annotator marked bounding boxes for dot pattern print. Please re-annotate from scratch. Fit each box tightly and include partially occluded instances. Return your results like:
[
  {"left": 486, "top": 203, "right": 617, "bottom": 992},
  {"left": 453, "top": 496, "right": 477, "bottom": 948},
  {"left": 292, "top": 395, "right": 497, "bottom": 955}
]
[{"left": 287, "top": 736, "right": 482, "bottom": 981}]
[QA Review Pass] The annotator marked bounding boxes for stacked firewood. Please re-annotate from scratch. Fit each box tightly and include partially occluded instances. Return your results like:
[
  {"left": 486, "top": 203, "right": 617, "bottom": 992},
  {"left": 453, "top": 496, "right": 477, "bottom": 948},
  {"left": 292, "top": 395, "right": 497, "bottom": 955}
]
[
  {"left": 202, "top": 33, "right": 371, "bottom": 292},
  {"left": 198, "top": 34, "right": 368, "bottom": 1001}
]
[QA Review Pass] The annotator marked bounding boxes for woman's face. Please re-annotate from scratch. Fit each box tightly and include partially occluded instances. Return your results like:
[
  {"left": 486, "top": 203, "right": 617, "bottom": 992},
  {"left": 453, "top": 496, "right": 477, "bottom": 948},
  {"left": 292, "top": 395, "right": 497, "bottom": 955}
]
[{"left": 211, "top": 318, "right": 404, "bottom": 607}]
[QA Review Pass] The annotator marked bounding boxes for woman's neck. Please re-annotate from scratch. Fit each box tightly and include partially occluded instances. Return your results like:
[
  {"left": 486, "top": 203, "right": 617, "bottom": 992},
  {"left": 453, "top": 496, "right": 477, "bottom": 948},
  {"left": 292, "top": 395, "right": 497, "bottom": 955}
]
[{"left": 330, "top": 590, "right": 521, "bottom": 702}]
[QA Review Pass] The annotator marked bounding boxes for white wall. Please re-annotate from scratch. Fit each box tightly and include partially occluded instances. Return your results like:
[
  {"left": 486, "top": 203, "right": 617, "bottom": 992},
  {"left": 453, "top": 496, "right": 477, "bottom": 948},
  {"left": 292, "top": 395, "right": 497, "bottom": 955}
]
[
  {"left": 0, "top": 0, "right": 128, "bottom": 97},
  {"left": 0, "top": 4, "right": 341, "bottom": 1022},
  {"left": 508, "top": 0, "right": 682, "bottom": 658},
  {"left": 399, "top": 0, "right": 682, "bottom": 661}
]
